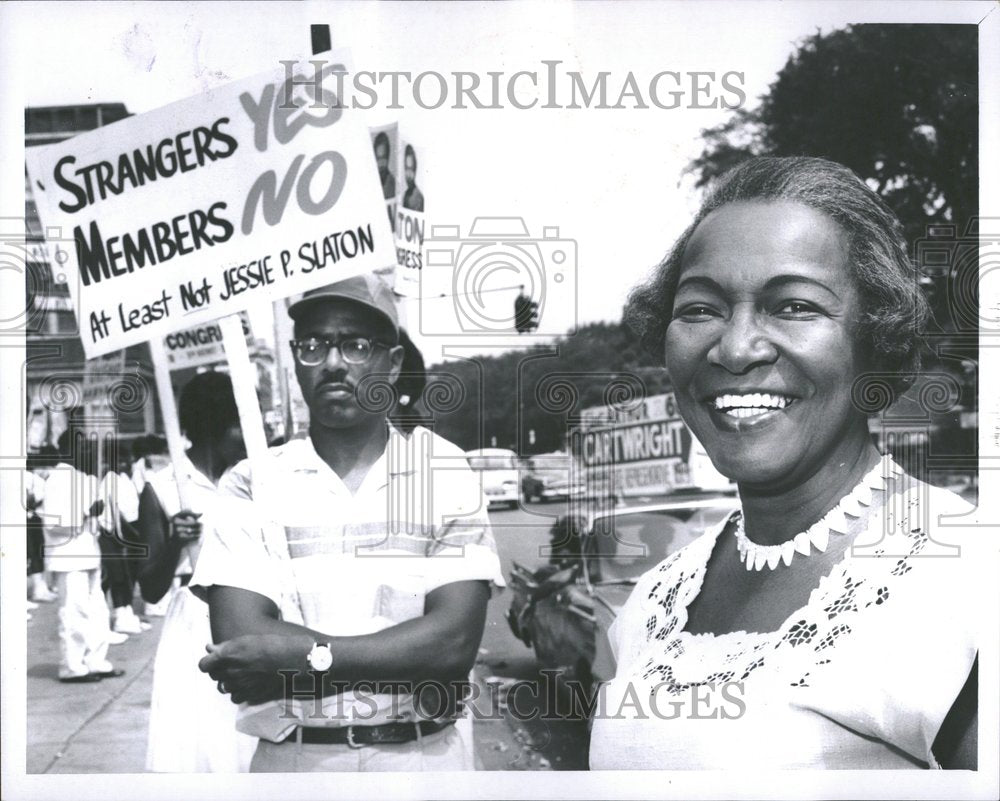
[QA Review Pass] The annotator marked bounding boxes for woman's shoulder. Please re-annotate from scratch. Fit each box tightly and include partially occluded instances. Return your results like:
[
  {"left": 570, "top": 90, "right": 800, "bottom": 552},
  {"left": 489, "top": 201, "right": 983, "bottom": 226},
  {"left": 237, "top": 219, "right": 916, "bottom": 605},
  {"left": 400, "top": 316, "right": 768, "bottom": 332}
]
[
  {"left": 607, "top": 515, "right": 730, "bottom": 670},
  {"left": 850, "top": 471, "right": 984, "bottom": 606},
  {"left": 905, "top": 473, "right": 975, "bottom": 512},
  {"left": 877, "top": 472, "right": 977, "bottom": 554},
  {"left": 625, "top": 513, "right": 731, "bottom": 612}
]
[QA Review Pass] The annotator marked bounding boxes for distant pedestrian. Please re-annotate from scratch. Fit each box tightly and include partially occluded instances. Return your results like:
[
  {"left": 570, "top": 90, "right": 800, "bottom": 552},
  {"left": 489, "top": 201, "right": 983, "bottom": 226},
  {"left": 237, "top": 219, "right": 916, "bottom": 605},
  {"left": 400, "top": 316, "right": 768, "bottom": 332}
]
[
  {"left": 98, "top": 439, "right": 148, "bottom": 635},
  {"left": 134, "top": 435, "right": 173, "bottom": 618},
  {"left": 41, "top": 431, "right": 124, "bottom": 683},
  {"left": 388, "top": 327, "right": 427, "bottom": 434},
  {"left": 26, "top": 448, "right": 58, "bottom": 605}
]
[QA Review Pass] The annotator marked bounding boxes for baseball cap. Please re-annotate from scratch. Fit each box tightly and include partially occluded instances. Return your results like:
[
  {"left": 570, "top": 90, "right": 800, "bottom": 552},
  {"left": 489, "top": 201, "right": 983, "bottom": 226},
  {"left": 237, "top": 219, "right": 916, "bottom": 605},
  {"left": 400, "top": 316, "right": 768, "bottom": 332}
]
[{"left": 288, "top": 273, "right": 399, "bottom": 339}]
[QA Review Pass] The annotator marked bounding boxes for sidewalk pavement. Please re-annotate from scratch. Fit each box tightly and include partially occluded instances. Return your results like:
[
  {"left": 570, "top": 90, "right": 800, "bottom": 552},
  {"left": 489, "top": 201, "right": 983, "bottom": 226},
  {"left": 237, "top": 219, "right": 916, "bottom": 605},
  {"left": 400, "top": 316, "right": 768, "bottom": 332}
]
[
  {"left": 26, "top": 593, "right": 568, "bottom": 773},
  {"left": 27, "top": 596, "right": 162, "bottom": 774}
]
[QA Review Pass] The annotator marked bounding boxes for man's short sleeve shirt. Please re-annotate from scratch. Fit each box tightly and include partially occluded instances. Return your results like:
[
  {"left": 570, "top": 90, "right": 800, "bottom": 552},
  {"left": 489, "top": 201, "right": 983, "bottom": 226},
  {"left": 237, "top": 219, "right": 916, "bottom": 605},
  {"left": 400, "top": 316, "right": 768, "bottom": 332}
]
[{"left": 190, "top": 426, "right": 504, "bottom": 740}]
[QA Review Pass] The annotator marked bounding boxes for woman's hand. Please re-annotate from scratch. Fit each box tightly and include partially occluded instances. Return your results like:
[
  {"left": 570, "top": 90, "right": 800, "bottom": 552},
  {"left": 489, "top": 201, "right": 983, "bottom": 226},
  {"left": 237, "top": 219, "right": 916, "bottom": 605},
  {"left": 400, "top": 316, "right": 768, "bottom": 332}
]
[{"left": 169, "top": 510, "right": 202, "bottom": 543}]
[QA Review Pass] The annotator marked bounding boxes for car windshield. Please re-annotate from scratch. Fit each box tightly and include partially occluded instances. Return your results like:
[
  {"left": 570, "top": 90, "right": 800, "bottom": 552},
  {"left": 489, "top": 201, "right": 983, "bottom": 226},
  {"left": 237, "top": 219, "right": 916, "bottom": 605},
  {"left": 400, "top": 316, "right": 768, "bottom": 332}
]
[
  {"left": 468, "top": 454, "right": 517, "bottom": 471},
  {"left": 587, "top": 506, "right": 734, "bottom": 583},
  {"left": 528, "top": 453, "right": 576, "bottom": 477}
]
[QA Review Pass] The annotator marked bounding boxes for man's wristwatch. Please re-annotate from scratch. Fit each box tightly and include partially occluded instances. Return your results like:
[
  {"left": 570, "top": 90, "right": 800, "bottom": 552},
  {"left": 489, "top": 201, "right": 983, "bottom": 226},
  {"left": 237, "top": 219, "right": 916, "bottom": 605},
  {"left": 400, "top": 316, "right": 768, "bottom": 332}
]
[{"left": 306, "top": 642, "right": 333, "bottom": 672}]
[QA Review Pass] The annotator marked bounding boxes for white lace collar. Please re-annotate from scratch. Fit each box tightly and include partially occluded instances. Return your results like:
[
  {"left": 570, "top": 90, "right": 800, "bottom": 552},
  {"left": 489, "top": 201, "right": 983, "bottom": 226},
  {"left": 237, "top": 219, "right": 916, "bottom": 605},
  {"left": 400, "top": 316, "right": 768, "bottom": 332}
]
[{"left": 633, "top": 477, "right": 937, "bottom": 693}]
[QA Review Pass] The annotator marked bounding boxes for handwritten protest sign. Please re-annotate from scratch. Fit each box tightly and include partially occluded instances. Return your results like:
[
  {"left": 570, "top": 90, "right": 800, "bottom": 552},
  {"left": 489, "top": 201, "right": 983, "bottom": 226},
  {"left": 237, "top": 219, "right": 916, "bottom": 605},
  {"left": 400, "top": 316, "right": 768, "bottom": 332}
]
[{"left": 26, "top": 51, "right": 394, "bottom": 358}]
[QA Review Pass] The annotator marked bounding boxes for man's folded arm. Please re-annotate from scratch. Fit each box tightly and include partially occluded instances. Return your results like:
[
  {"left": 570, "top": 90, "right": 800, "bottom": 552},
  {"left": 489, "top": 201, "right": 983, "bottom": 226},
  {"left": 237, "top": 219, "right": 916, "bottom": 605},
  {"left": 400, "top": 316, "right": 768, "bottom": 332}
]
[{"left": 202, "top": 580, "right": 490, "bottom": 701}]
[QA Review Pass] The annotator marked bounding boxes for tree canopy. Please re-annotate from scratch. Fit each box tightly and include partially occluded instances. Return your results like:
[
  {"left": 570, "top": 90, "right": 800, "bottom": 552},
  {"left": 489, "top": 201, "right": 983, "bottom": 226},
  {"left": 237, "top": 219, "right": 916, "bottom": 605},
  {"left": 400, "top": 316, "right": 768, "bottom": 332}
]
[
  {"left": 688, "top": 24, "right": 977, "bottom": 244},
  {"left": 424, "top": 321, "right": 671, "bottom": 453}
]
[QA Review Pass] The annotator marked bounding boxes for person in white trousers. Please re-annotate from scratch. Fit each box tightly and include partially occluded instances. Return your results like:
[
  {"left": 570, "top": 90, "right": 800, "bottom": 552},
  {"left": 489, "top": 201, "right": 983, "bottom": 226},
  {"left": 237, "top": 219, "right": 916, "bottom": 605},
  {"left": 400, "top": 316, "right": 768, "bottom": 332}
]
[{"left": 41, "top": 431, "right": 124, "bottom": 683}]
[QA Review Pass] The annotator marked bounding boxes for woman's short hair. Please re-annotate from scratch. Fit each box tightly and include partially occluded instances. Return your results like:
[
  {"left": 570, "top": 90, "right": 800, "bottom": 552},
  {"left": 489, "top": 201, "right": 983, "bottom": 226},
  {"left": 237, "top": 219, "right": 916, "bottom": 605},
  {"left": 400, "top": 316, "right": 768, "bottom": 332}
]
[
  {"left": 624, "top": 156, "right": 930, "bottom": 395},
  {"left": 178, "top": 371, "right": 239, "bottom": 445}
]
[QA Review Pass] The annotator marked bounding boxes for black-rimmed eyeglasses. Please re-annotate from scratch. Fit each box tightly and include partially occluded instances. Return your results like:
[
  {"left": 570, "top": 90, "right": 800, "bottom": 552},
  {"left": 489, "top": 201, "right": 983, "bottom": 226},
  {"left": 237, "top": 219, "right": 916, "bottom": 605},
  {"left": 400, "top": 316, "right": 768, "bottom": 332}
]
[{"left": 289, "top": 337, "right": 391, "bottom": 366}]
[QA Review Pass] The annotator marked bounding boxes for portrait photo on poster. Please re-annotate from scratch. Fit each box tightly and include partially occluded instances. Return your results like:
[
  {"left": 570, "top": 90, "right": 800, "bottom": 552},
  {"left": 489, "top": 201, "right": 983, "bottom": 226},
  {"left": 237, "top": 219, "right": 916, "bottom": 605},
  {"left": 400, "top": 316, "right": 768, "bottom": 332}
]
[{"left": 0, "top": 2, "right": 997, "bottom": 801}]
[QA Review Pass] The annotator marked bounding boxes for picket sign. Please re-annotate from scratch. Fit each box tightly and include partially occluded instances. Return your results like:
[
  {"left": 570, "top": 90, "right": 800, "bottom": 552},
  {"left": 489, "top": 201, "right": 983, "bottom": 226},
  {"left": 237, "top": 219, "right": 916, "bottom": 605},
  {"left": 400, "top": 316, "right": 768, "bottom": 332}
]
[
  {"left": 163, "top": 311, "right": 253, "bottom": 371},
  {"left": 219, "top": 313, "right": 271, "bottom": 479},
  {"left": 25, "top": 49, "right": 393, "bottom": 359},
  {"left": 26, "top": 44, "right": 396, "bottom": 513},
  {"left": 144, "top": 314, "right": 268, "bottom": 517},
  {"left": 147, "top": 336, "right": 193, "bottom": 510}
]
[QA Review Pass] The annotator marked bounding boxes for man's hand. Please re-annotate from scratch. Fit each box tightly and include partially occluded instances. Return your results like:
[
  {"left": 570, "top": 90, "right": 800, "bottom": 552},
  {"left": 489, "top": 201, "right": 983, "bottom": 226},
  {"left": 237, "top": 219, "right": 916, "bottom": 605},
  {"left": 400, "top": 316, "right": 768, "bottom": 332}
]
[
  {"left": 198, "top": 633, "right": 305, "bottom": 705},
  {"left": 169, "top": 510, "right": 202, "bottom": 543}
]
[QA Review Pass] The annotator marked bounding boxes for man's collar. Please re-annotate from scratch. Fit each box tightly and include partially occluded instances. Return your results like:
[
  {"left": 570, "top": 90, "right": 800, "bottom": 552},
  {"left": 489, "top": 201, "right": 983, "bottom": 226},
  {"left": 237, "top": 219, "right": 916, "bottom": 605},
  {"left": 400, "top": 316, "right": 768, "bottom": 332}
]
[{"left": 299, "top": 421, "right": 416, "bottom": 487}]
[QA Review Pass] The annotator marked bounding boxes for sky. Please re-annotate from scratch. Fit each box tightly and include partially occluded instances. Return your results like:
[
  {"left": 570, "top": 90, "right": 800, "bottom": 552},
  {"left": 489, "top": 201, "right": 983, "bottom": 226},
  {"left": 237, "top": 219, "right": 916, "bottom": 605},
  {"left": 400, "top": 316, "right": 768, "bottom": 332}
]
[{"left": 2, "top": 0, "right": 992, "bottom": 365}]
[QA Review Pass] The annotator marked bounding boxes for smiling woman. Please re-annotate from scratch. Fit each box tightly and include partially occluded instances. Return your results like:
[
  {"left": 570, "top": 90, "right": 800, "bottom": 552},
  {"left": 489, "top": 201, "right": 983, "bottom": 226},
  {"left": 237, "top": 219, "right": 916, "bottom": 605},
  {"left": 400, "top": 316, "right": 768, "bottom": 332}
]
[
  {"left": 589, "top": 157, "right": 981, "bottom": 771},
  {"left": 666, "top": 199, "right": 873, "bottom": 488}
]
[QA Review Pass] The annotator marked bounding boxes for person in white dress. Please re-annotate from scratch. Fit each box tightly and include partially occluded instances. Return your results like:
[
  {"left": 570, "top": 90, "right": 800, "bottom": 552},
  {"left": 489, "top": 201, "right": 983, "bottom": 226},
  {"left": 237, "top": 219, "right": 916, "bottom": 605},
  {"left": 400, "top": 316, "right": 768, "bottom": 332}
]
[
  {"left": 137, "top": 371, "right": 257, "bottom": 772},
  {"left": 589, "top": 156, "right": 980, "bottom": 770}
]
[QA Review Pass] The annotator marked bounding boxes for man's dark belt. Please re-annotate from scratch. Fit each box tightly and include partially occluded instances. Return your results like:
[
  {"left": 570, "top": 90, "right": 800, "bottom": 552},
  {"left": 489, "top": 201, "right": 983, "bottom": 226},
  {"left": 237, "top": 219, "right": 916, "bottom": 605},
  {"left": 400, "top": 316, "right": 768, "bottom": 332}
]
[
  {"left": 177, "top": 574, "right": 193, "bottom": 587},
  {"left": 282, "top": 719, "right": 455, "bottom": 748}
]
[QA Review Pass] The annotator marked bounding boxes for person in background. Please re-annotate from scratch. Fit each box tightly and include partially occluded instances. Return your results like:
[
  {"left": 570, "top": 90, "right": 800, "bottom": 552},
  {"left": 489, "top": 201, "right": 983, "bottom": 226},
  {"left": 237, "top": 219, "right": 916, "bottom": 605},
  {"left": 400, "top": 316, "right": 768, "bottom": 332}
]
[
  {"left": 137, "top": 371, "right": 256, "bottom": 772},
  {"left": 130, "top": 435, "right": 151, "bottom": 496},
  {"left": 98, "top": 439, "right": 148, "bottom": 635},
  {"left": 135, "top": 435, "right": 173, "bottom": 618},
  {"left": 41, "top": 431, "right": 125, "bottom": 683},
  {"left": 131, "top": 435, "right": 170, "bottom": 495},
  {"left": 388, "top": 327, "right": 427, "bottom": 435},
  {"left": 26, "top": 448, "right": 58, "bottom": 607}
]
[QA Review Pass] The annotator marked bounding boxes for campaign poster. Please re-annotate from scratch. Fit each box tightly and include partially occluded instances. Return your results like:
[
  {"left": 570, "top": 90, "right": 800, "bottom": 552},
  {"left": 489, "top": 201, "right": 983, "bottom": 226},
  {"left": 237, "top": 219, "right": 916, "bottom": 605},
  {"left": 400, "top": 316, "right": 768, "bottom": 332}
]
[{"left": 394, "top": 134, "right": 425, "bottom": 296}]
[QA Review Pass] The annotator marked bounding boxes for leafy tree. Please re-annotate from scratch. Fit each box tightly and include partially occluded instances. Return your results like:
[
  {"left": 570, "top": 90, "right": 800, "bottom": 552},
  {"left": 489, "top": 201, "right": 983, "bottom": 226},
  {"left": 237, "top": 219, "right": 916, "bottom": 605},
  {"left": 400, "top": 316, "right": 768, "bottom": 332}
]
[
  {"left": 425, "top": 321, "right": 672, "bottom": 453},
  {"left": 688, "top": 24, "right": 977, "bottom": 244}
]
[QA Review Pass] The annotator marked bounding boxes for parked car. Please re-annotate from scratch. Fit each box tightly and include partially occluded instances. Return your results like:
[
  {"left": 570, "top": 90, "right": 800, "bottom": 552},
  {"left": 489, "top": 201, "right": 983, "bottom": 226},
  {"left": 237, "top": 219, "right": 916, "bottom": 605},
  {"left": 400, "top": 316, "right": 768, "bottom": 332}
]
[
  {"left": 507, "top": 490, "right": 738, "bottom": 709},
  {"left": 520, "top": 451, "right": 587, "bottom": 503},
  {"left": 466, "top": 447, "right": 521, "bottom": 509}
]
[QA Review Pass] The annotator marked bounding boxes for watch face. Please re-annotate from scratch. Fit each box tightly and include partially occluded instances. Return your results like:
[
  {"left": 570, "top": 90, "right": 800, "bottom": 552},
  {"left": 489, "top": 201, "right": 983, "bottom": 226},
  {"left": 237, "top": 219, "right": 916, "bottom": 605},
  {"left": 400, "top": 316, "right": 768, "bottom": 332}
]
[{"left": 309, "top": 644, "right": 333, "bottom": 672}]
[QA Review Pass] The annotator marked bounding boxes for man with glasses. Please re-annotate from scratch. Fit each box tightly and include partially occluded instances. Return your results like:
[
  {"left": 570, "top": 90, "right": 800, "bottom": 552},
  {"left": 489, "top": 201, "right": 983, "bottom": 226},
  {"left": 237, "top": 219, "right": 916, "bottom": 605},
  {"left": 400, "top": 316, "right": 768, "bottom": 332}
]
[{"left": 191, "top": 273, "right": 502, "bottom": 772}]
